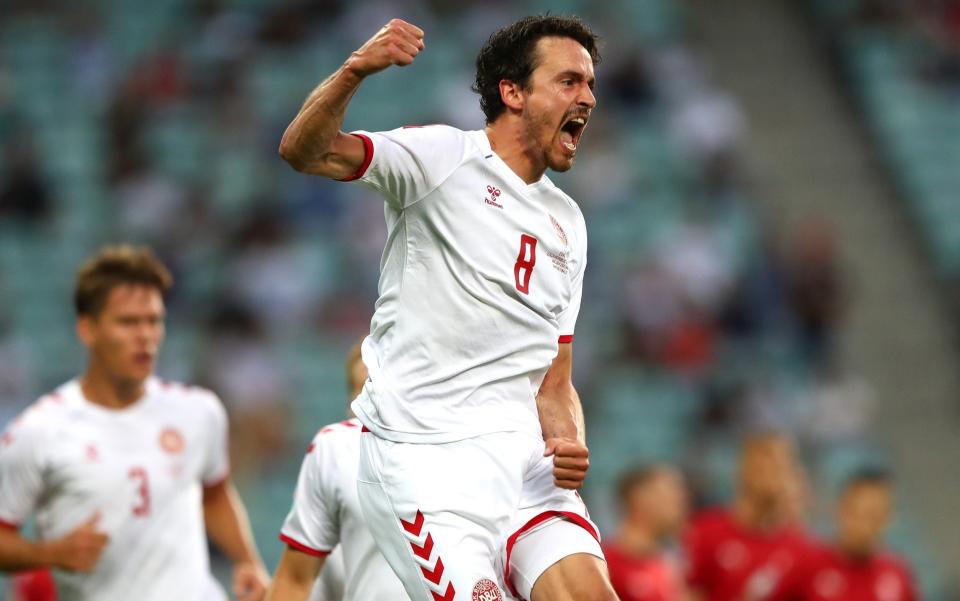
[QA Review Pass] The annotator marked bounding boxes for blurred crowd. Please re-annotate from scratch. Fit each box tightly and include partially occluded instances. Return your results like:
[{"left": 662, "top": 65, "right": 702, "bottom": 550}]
[
  {"left": 0, "top": 0, "right": 936, "bottom": 596},
  {"left": 814, "top": 0, "right": 960, "bottom": 90}
]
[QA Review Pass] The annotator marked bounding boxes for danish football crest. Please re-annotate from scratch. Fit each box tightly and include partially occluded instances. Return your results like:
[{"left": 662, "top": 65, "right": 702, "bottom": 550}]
[
  {"left": 472, "top": 578, "right": 502, "bottom": 601},
  {"left": 159, "top": 427, "right": 185, "bottom": 454}
]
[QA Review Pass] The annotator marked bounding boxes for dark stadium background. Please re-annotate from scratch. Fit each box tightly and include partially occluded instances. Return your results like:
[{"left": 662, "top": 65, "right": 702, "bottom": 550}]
[{"left": 1, "top": 0, "right": 958, "bottom": 598}]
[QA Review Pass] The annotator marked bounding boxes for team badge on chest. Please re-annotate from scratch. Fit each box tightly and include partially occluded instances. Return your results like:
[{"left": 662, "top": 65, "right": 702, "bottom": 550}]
[{"left": 159, "top": 427, "right": 185, "bottom": 454}]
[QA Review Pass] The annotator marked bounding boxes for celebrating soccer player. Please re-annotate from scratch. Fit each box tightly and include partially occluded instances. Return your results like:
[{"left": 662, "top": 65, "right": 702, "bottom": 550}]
[
  {"left": 279, "top": 14, "right": 616, "bottom": 601},
  {"left": 0, "top": 246, "right": 269, "bottom": 601}
]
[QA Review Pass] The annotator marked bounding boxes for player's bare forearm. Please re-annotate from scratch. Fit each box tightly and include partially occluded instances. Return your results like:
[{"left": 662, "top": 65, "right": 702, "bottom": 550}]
[
  {"left": 0, "top": 513, "right": 108, "bottom": 572},
  {"left": 537, "top": 343, "right": 584, "bottom": 442},
  {"left": 537, "top": 381, "right": 584, "bottom": 443},
  {"left": 264, "top": 548, "right": 325, "bottom": 601},
  {"left": 278, "top": 65, "right": 365, "bottom": 176},
  {"left": 537, "top": 343, "right": 590, "bottom": 489},
  {"left": 278, "top": 19, "right": 425, "bottom": 177},
  {"left": 0, "top": 529, "right": 55, "bottom": 571},
  {"left": 203, "top": 480, "right": 267, "bottom": 574}
]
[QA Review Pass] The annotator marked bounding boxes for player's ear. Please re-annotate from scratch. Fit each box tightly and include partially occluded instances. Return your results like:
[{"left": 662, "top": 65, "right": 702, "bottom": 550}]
[
  {"left": 499, "top": 79, "right": 524, "bottom": 113},
  {"left": 76, "top": 315, "right": 95, "bottom": 347}
]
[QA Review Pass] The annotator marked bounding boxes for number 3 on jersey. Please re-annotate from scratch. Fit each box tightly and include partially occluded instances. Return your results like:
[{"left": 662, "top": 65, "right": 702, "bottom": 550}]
[
  {"left": 514, "top": 234, "right": 538, "bottom": 294},
  {"left": 129, "top": 466, "right": 151, "bottom": 517}
]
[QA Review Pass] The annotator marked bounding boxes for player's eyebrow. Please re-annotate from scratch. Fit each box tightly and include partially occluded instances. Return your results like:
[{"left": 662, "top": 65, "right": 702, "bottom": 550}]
[{"left": 557, "top": 70, "right": 596, "bottom": 89}]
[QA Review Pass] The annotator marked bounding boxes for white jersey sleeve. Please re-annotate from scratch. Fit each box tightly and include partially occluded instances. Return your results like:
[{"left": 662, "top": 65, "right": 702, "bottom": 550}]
[
  {"left": 279, "top": 433, "right": 340, "bottom": 555},
  {"left": 199, "top": 391, "right": 230, "bottom": 486},
  {"left": 0, "top": 414, "right": 45, "bottom": 527},
  {"left": 556, "top": 209, "right": 588, "bottom": 341},
  {"left": 347, "top": 125, "right": 472, "bottom": 210}
]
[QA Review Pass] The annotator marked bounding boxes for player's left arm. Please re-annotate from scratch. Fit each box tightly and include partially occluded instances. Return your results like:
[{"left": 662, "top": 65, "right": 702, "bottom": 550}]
[
  {"left": 537, "top": 342, "right": 590, "bottom": 490},
  {"left": 203, "top": 479, "right": 270, "bottom": 601}
]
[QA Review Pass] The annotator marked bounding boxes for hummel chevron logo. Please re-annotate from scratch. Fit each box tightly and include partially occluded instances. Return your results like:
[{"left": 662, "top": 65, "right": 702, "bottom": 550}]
[
  {"left": 399, "top": 510, "right": 456, "bottom": 601},
  {"left": 433, "top": 582, "right": 455, "bottom": 601},
  {"left": 422, "top": 556, "right": 445, "bottom": 585},
  {"left": 412, "top": 533, "right": 434, "bottom": 560},
  {"left": 400, "top": 510, "right": 425, "bottom": 535}
]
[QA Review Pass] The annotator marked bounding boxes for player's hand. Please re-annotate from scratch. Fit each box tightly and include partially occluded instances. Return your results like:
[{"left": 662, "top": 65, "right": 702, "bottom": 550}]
[
  {"left": 50, "top": 512, "right": 109, "bottom": 572},
  {"left": 345, "top": 19, "right": 425, "bottom": 78},
  {"left": 233, "top": 561, "right": 270, "bottom": 601},
  {"left": 544, "top": 438, "right": 590, "bottom": 490}
]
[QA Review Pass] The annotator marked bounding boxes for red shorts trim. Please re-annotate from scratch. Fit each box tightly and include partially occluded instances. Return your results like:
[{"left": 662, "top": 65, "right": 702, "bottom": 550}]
[
  {"left": 279, "top": 533, "right": 331, "bottom": 557},
  {"left": 0, "top": 518, "right": 20, "bottom": 531},
  {"left": 503, "top": 510, "right": 599, "bottom": 598},
  {"left": 361, "top": 425, "right": 370, "bottom": 432},
  {"left": 339, "top": 133, "right": 374, "bottom": 182},
  {"left": 558, "top": 335, "right": 574, "bottom": 344}
]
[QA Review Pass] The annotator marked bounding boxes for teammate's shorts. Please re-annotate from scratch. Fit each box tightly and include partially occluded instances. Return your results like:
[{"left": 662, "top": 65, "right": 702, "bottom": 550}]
[{"left": 357, "top": 429, "right": 604, "bottom": 601}]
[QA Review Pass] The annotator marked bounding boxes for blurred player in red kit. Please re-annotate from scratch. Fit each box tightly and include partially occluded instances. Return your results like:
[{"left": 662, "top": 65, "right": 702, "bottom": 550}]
[
  {"left": 778, "top": 469, "right": 917, "bottom": 601},
  {"left": 684, "top": 432, "right": 813, "bottom": 601},
  {"left": 603, "top": 465, "right": 689, "bottom": 601}
]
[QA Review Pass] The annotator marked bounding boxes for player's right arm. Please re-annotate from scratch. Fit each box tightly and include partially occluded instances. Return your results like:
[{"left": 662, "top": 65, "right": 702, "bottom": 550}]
[
  {"left": 278, "top": 19, "right": 425, "bottom": 178},
  {"left": 263, "top": 547, "right": 326, "bottom": 601},
  {"left": 0, "top": 412, "right": 109, "bottom": 573},
  {"left": 0, "top": 514, "right": 108, "bottom": 573}
]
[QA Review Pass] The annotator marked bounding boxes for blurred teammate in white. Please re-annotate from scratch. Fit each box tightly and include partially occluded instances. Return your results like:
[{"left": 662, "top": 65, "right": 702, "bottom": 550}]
[
  {"left": 0, "top": 246, "right": 269, "bottom": 601},
  {"left": 279, "top": 15, "right": 616, "bottom": 601},
  {"left": 265, "top": 342, "right": 405, "bottom": 601}
]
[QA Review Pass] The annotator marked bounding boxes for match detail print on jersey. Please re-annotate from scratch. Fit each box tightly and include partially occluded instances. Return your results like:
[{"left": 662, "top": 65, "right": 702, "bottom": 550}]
[{"left": 514, "top": 234, "right": 538, "bottom": 294}]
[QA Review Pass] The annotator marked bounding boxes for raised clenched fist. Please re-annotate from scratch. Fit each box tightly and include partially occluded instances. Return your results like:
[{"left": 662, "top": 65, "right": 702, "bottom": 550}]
[{"left": 345, "top": 19, "right": 426, "bottom": 78}]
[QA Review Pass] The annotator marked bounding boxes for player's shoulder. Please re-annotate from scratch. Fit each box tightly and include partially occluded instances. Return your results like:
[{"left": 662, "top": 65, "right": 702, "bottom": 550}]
[
  {"left": 377, "top": 123, "right": 477, "bottom": 149},
  {"left": 1, "top": 385, "right": 74, "bottom": 448},
  {"left": 152, "top": 378, "right": 224, "bottom": 415},
  {"left": 303, "top": 418, "right": 362, "bottom": 459},
  {"left": 312, "top": 418, "right": 363, "bottom": 443}
]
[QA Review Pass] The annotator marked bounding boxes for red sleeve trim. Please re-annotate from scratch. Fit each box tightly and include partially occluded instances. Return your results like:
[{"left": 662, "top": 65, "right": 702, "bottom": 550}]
[
  {"left": 0, "top": 518, "right": 20, "bottom": 531},
  {"left": 503, "top": 510, "right": 599, "bottom": 598},
  {"left": 339, "top": 133, "right": 374, "bottom": 182},
  {"left": 558, "top": 335, "right": 574, "bottom": 344},
  {"left": 279, "top": 533, "right": 332, "bottom": 557}
]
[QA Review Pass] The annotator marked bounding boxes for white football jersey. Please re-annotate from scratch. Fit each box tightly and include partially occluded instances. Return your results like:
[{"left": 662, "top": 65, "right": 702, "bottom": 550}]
[
  {"left": 280, "top": 418, "right": 404, "bottom": 601},
  {"left": 0, "top": 377, "right": 230, "bottom": 601},
  {"left": 347, "top": 125, "right": 588, "bottom": 443}
]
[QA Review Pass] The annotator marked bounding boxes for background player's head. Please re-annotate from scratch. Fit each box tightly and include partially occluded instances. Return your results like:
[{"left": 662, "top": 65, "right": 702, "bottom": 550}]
[
  {"left": 616, "top": 464, "right": 688, "bottom": 542},
  {"left": 345, "top": 339, "right": 368, "bottom": 414},
  {"left": 737, "top": 431, "right": 800, "bottom": 511},
  {"left": 74, "top": 245, "right": 172, "bottom": 387},
  {"left": 836, "top": 468, "right": 896, "bottom": 559},
  {"left": 473, "top": 15, "right": 600, "bottom": 173}
]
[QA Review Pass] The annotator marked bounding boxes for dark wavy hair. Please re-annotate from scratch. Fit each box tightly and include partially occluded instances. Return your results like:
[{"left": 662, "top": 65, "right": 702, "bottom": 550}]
[{"left": 472, "top": 15, "right": 601, "bottom": 124}]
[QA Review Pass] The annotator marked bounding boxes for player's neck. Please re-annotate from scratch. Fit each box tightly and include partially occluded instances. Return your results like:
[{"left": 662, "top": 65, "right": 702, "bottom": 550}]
[
  {"left": 838, "top": 540, "right": 878, "bottom": 563},
  {"left": 617, "top": 522, "right": 659, "bottom": 556},
  {"left": 734, "top": 495, "right": 784, "bottom": 532},
  {"left": 485, "top": 123, "right": 546, "bottom": 184},
  {"left": 80, "top": 364, "right": 147, "bottom": 409}
]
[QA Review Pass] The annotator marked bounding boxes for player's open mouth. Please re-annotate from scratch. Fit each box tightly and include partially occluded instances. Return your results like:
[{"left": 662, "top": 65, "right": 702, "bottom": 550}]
[{"left": 559, "top": 116, "right": 587, "bottom": 153}]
